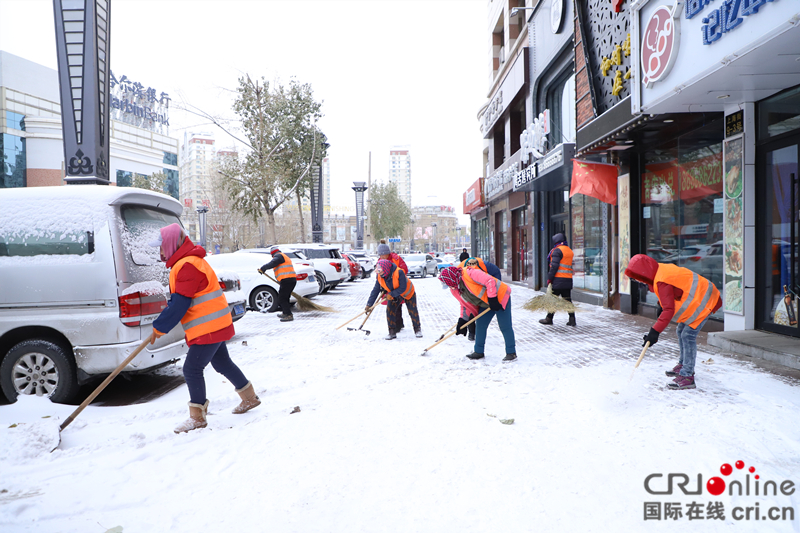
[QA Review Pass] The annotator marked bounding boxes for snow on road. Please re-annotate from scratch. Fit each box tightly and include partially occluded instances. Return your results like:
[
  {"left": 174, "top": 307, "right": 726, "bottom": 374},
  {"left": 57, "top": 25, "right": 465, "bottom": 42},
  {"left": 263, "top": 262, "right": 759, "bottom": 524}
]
[{"left": 2, "top": 277, "right": 800, "bottom": 532}]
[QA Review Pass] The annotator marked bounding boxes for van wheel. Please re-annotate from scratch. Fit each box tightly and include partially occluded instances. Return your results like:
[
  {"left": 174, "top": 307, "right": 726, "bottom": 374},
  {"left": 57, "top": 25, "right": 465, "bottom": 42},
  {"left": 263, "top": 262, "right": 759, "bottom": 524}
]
[
  {"left": 250, "top": 286, "right": 278, "bottom": 313},
  {"left": 0, "top": 339, "right": 79, "bottom": 404}
]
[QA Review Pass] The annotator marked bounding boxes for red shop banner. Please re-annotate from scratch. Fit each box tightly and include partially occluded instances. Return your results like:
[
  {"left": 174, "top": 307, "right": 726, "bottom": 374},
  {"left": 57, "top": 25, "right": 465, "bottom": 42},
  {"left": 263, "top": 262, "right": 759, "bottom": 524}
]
[
  {"left": 463, "top": 178, "right": 485, "bottom": 214},
  {"left": 641, "top": 152, "right": 722, "bottom": 205}
]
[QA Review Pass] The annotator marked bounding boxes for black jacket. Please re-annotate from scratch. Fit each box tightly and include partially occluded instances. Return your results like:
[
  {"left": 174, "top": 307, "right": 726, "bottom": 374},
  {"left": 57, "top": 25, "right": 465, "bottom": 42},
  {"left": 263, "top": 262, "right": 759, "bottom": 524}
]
[{"left": 458, "top": 252, "right": 470, "bottom": 262}]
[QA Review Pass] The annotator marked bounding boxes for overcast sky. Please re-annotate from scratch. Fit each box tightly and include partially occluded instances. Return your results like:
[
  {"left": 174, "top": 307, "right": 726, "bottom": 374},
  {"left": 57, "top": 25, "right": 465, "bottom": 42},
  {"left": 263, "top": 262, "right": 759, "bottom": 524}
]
[{"left": 0, "top": 0, "right": 488, "bottom": 225}]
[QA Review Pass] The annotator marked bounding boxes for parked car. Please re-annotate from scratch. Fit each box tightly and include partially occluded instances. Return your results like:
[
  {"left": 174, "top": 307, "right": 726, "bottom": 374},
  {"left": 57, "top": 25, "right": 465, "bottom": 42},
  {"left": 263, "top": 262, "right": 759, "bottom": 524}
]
[
  {"left": 216, "top": 270, "right": 247, "bottom": 322},
  {"left": 207, "top": 252, "right": 318, "bottom": 313},
  {"left": 342, "top": 253, "right": 362, "bottom": 281},
  {"left": 401, "top": 253, "right": 438, "bottom": 278},
  {"left": 684, "top": 241, "right": 723, "bottom": 288},
  {"left": 278, "top": 243, "right": 350, "bottom": 294},
  {"left": 346, "top": 251, "right": 375, "bottom": 278},
  {"left": 647, "top": 247, "right": 679, "bottom": 264},
  {"left": 435, "top": 255, "right": 455, "bottom": 273},
  {"left": 0, "top": 186, "right": 188, "bottom": 403}
]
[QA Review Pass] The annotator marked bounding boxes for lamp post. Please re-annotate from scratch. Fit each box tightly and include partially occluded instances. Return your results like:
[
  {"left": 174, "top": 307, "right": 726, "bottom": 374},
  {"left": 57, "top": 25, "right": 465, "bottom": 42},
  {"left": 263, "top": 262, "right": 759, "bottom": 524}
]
[
  {"left": 431, "top": 223, "right": 438, "bottom": 254},
  {"left": 352, "top": 181, "right": 368, "bottom": 249},
  {"left": 311, "top": 143, "right": 329, "bottom": 244},
  {"left": 196, "top": 205, "right": 209, "bottom": 248}
]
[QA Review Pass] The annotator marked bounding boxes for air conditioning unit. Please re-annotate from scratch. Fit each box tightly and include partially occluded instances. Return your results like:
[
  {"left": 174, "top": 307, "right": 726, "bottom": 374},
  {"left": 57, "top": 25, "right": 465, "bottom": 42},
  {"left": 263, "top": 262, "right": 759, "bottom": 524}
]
[{"left": 498, "top": 47, "right": 505, "bottom": 65}]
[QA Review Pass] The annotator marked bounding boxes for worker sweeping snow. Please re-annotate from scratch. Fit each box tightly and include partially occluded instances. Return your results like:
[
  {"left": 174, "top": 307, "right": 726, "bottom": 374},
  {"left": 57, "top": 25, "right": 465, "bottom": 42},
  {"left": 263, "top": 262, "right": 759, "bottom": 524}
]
[
  {"left": 365, "top": 259, "right": 422, "bottom": 340},
  {"left": 625, "top": 253, "right": 721, "bottom": 390},
  {"left": 439, "top": 266, "right": 516, "bottom": 362},
  {"left": 150, "top": 223, "right": 261, "bottom": 433}
]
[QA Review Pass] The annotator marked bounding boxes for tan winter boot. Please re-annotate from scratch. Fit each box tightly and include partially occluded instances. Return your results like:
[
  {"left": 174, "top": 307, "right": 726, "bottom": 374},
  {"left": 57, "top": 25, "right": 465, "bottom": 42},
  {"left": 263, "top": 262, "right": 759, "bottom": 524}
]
[
  {"left": 174, "top": 400, "right": 208, "bottom": 434},
  {"left": 232, "top": 381, "right": 261, "bottom": 414}
]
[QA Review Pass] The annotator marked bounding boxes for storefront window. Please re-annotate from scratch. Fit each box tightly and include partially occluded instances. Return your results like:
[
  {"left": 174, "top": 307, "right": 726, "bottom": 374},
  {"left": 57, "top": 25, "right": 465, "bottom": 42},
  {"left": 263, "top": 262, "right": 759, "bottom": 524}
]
[
  {"left": 473, "top": 218, "right": 490, "bottom": 262},
  {"left": 639, "top": 120, "right": 724, "bottom": 318},
  {"left": 571, "top": 193, "right": 603, "bottom": 291},
  {"left": 758, "top": 85, "right": 800, "bottom": 139},
  {"left": 1, "top": 133, "right": 26, "bottom": 188}
]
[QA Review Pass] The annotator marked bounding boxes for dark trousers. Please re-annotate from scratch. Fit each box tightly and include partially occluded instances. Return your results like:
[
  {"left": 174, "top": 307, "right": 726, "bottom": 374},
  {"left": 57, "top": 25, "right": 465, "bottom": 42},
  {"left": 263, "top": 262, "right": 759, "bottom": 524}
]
[
  {"left": 387, "top": 294, "right": 421, "bottom": 333},
  {"left": 183, "top": 341, "right": 248, "bottom": 405},
  {"left": 279, "top": 278, "right": 297, "bottom": 316},
  {"left": 547, "top": 287, "right": 575, "bottom": 318}
]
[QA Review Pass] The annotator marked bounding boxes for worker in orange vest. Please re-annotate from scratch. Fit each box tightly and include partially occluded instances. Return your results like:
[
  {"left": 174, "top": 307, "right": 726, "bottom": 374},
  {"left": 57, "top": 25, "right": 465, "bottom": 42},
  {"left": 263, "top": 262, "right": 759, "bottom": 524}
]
[
  {"left": 540, "top": 232, "right": 576, "bottom": 327},
  {"left": 439, "top": 265, "right": 516, "bottom": 361},
  {"left": 377, "top": 240, "right": 410, "bottom": 330},
  {"left": 258, "top": 245, "right": 297, "bottom": 322},
  {"left": 366, "top": 259, "right": 422, "bottom": 339},
  {"left": 150, "top": 223, "right": 260, "bottom": 433},
  {"left": 625, "top": 253, "right": 721, "bottom": 390}
]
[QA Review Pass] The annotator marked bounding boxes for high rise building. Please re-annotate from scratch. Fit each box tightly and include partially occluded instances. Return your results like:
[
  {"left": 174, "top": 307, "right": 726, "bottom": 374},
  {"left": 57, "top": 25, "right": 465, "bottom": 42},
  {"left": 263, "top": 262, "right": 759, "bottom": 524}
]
[
  {"left": 179, "top": 132, "right": 216, "bottom": 207},
  {"left": 389, "top": 146, "right": 411, "bottom": 207}
]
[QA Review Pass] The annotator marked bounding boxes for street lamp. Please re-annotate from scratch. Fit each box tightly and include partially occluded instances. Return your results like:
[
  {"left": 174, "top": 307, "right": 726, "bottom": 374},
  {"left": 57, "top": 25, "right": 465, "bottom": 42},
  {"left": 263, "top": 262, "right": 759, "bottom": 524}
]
[
  {"left": 196, "top": 205, "right": 209, "bottom": 248},
  {"left": 352, "top": 181, "right": 368, "bottom": 249},
  {"left": 510, "top": 6, "right": 536, "bottom": 17},
  {"left": 431, "top": 222, "right": 438, "bottom": 254}
]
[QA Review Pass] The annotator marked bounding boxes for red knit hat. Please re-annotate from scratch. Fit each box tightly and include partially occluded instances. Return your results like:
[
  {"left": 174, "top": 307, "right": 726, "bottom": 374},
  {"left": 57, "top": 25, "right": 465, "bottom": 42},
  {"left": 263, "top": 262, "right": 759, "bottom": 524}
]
[
  {"left": 439, "top": 266, "right": 462, "bottom": 289},
  {"left": 376, "top": 259, "right": 393, "bottom": 277}
]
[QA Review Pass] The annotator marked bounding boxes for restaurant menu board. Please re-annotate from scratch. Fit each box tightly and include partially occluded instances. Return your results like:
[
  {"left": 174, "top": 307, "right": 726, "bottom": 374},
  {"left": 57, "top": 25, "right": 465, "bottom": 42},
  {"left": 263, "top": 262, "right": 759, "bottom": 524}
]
[
  {"left": 723, "top": 136, "right": 744, "bottom": 314},
  {"left": 618, "top": 174, "right": 631, "bottom": 295}
]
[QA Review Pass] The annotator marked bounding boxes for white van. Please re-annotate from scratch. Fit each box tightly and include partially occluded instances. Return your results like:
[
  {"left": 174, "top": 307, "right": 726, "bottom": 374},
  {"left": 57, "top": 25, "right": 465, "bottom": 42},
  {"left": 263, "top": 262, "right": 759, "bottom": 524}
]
[{"left": 0, "top": 186, "right": 189, "bottom": 403}]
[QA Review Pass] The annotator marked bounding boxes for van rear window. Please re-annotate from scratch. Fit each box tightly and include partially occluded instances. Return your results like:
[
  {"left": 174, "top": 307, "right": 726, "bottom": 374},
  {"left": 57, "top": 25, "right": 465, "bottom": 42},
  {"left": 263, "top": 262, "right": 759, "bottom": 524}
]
[
  {"left": 0, "top": 230, "right": 94, "bottom": 257},
  {"left": 121, "top": 206, "right": 181, "bottom": 266}
]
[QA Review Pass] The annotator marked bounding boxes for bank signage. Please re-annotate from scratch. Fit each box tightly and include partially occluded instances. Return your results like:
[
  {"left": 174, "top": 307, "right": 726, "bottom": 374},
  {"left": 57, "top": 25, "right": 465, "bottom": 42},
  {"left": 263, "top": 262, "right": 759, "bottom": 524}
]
[
  {"left": 463, "top": 178, "right": 485, "bottom": 214},
  {"left": 631, "top": 0, "right": 798, "bottom": 113},
  {"left": 109, "top": 71, "right": 171, "bottom": 133}
]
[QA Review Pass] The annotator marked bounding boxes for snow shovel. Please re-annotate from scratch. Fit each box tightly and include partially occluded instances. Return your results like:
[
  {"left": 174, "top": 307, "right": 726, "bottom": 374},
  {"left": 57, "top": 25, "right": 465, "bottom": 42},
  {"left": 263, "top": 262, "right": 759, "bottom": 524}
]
[
  {"left": 420, "top": 308, "right": 490, "bottom": 356},
  {"left": 346, "top": 297, "right": 384, "bottom": 335},
  {"left": 259, "top": 271, "right": 335, "bottom": 312},
  {"left": 51, "top": 334, "right": 154, "bottom": 452},
  {"left": 628, "top": 341, "right": 650, "bottom": 382}
]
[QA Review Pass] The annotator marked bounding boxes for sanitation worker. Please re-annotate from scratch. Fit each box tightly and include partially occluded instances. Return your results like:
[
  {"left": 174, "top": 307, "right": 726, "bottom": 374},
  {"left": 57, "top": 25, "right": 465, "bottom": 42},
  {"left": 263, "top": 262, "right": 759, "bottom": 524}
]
[
  {"left": 377, "top": 240, "right": 410, "bottom": 329},
  {"left": 625, "top": 253, "right": 721, "bottom": 390},
  {"left": 455, "top": 257, "right": 502, "bottom": 341},
  {"left": 366, "top": 259, "right": 422, "bottom": 340},
  {"left": 439, "top": 266, "right": 516, "bottom": 362},
  {"left": 539, "top": 232, "right": 576, "bottom": 327},
  {"left": 150, "top": 223, "right": 260, "bottom": 433},
  {"left": 258, "top": 245, "right": 297, "bottom": 322}
]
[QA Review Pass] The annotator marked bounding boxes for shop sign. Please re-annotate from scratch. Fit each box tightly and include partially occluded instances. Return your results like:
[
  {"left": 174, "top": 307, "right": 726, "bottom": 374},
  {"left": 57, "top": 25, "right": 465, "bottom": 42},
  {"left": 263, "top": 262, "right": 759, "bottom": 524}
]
[
  {"left": 601, "top": 33, "right": 634, "bottom": 94},
  {"left": 539, "top": 145, "right": 565, "bottom": 174},
  {"left": 514, "top": 164, "right": 538, "bottom": 190},
  {"left": 618, "top": 173, "right": 632, "bottom": 295},
  {"left": 687, "top": 0, "right": 776, "bottom": 45},
  {"left": 520, "top": 110, "right": 549, "bottom": 164},
  {"left": 480, "top": 91, "right": 503, "bottom": 135},
  {"left": 640, "top": 2, "right": 682, "bottom": 88},
  {"left": 110, "top": 70, "right": 171, "bottom": 133},
  {"left": 463, "top": 178, "right": 485, "bottom": 214},
  {"left": 725, "top": 110, "right": 744, "bottom": 138},
  {"left": 484, "top": 163, "right": 519, "bottom": 200}
]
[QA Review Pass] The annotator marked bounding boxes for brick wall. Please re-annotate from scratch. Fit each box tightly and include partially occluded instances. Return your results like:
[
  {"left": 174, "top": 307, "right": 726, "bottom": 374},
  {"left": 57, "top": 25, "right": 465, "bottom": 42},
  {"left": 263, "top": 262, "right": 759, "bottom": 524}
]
[
  {"left": 26, "top": 168, "right": 63, "bottom": 187},
  {"left": 574, "top": 14, "right": 595, "bottom": 129}
]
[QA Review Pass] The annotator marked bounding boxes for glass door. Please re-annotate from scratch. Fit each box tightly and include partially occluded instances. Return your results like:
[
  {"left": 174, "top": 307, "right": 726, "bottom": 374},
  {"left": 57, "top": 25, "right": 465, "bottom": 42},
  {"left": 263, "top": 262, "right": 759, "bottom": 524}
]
[{"left": 757, "top": 139, "right": 800, "bottom": 335}]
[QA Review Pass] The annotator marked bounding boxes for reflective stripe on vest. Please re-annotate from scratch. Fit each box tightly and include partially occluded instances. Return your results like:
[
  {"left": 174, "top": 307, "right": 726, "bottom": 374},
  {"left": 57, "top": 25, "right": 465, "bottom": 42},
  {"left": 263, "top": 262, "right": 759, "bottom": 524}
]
[
  {"left": 273, "top": 253, "right": 296, "bottom": 281},
  {"left": 169, "top": 255, "right": 232, "bottom": 341},
  {"left": 555, "top": 245, "right": 574, "bottom": 278},
  {"left": 461, "top": 268, "right": 508, "bottom": 307},
  {"left": 378, "top": 268, "right": 415, "bottom": 300},
  {"left": 654, "top": 263, "right": 720, "bottom": 329}
]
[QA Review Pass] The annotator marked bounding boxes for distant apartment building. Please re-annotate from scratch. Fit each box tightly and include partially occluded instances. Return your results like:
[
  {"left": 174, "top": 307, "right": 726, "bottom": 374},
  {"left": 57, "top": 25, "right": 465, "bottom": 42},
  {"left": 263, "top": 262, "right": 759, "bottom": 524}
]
[{"left": 389, "top": 146, "right": 411, "bottom": 207}]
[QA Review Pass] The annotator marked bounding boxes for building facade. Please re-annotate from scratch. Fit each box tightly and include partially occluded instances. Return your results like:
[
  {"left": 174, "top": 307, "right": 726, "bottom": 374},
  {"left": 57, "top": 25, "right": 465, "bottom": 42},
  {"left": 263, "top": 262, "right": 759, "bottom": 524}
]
[{"left": 0, "top": 51, "right": 179, "bottom": 194}]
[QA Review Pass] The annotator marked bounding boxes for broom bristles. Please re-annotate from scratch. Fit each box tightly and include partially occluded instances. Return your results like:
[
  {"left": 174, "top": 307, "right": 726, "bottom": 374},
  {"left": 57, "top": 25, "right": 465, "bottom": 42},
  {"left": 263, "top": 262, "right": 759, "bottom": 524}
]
[
  {"left": 522, "top": 285, "right": 579, "bottom": 314},
  {"left": 294, "top": 294, "right": 337, "bottom": 312}
]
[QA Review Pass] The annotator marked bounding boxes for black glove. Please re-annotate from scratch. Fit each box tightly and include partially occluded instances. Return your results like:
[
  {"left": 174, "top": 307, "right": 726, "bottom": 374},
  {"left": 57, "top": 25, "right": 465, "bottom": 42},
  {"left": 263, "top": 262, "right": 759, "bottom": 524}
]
[
  {"left": 488, "top": 296, "right": 502, "bottom": 311},
  {"left": 643, "top": 327, "right": 660, "bottom": 347},
  {"left": 365, "top": 304, "right": 372, "bottom": 313},
  {"left": 257, "top": 268, "right": 265, "bottom": 275},
  {"left": 455, "top": 317, "right": 468, "bottom": 336}
]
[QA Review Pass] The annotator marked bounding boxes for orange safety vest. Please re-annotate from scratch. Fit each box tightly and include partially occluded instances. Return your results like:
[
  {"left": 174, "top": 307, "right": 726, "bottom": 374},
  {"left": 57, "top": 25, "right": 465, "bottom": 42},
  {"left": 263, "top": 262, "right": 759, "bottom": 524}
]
[
  {"left": 458, "top": 257, "right": 489, "bottom": 273},
  {"left": 554, "top": 245, "right": 574, "bottom": 279},
  {"left": 461, "top": 268, "right": 509, "bottom": 307},
  {"left": 653, "top": 263, "right": 720, "bottom": 329},
  {"left": 377, "top": 268, "right": 415, "bottom": 300},
  {"left": 169, "top": 256, "right": 232, "bottom": 342},
  {"left": 272, "top": 253, "right": 297, "bottom": 281}
]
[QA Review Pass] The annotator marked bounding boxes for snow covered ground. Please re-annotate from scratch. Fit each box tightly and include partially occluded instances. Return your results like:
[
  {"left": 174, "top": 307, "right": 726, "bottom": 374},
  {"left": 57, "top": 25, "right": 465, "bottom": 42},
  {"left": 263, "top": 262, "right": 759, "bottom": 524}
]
[{"left": 2, "top": 277, "right": 800, "bottom": 532}]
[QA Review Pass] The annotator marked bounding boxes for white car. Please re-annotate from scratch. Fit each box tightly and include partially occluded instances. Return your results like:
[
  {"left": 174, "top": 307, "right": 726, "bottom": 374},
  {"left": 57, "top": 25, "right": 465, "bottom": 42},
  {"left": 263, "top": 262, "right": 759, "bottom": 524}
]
[
  {"left": 215, "top": 270, "right": 247, "bottom": 322},
  {"left": 206, "top": 252, "right": 318, "bottom": 313},
  {"left": 401, "top": 253, "right": 438, "bottom": 278},
  {"left": 276, "top": 244, "right": 350, "bottom": 294}
]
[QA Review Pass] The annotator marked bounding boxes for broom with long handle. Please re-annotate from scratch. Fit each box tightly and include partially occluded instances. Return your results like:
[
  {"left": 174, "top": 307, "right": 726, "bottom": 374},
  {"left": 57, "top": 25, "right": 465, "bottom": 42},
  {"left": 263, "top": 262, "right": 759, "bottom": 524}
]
[
  {"left": 259, "top": 271, "right": 335, "bottom": 312},
  {"left": 420, "top": 308, "right": 490, "bottom": 356}
]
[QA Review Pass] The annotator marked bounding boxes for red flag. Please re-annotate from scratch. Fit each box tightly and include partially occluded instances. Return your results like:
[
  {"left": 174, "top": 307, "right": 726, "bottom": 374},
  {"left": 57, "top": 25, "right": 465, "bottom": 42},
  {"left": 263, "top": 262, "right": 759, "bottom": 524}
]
[{"left": 570, "top": 159, "right": 619, "bottom": 205}]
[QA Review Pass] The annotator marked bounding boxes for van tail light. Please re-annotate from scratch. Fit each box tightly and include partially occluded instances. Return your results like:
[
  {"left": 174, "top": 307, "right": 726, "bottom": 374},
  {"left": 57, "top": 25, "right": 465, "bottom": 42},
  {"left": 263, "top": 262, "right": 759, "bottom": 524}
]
[
  {"left": 119, "top": 291, "right": 168, "bottom": 327},
  {"left": 296, "top": 273, "right": 309, "bottom": 281},
  {"left": 219, "top": 280, "right": 228, "bottom": 290},
  {"left": 330, "top": 262, "right": 342, "bottom": 272},
  {"left": 689, "top": 256, "right": 701, "bottom": 262}
]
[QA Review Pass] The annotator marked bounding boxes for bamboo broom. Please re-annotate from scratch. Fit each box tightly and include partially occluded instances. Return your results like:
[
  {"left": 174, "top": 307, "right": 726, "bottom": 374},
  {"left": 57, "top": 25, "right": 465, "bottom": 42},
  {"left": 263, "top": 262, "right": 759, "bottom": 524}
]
[
  {"left": 260, "top": 271, "right": 336, "bottom": 312},
  {"left": 522, "top": 284, "right": 578, "bottom": 314}
]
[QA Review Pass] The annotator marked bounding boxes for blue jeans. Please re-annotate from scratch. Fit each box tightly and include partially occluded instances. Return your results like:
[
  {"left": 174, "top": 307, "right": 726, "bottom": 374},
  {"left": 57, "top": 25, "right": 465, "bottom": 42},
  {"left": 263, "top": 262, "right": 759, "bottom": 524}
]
[
  {"left": 183, "top": 341, "right": 248, "bottom": 404},
  {"left": 474, "top": 299, "right": 516, "bottom": 355},
  {"left": 676, "top": 316, "right": 709, "bottom": 377}
]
